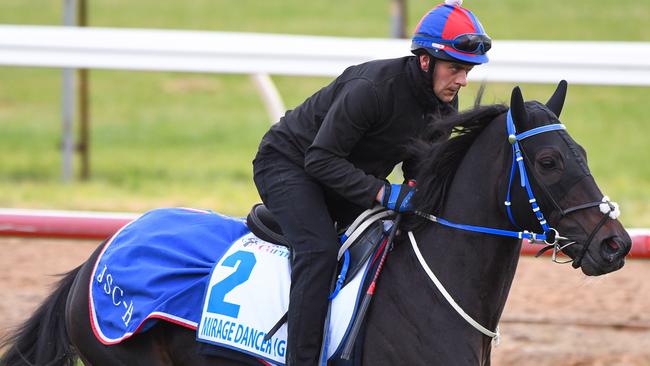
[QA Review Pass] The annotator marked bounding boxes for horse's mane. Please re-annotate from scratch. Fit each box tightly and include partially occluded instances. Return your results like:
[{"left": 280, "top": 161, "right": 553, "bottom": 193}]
[{"left": 405, "top": 103, "right": 509, "bottom": 229}]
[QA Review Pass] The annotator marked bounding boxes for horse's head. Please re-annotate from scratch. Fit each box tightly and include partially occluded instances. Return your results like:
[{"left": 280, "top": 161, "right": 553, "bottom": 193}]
[{"left": 505, "top": 81, "right": 631, "bottom": 275}]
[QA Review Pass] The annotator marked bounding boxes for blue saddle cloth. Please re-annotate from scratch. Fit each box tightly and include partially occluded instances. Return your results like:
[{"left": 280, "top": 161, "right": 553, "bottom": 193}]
[
  {"left": 88, "top": 206, "right": 382, "bottom": 366},
  {"left": 89, "top": 207, "right": 249, "bottom": 344}
]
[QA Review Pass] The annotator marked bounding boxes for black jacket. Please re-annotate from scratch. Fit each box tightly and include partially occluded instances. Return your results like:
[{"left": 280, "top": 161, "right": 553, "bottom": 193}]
[{"left": 257, "top": 56, "right": 456, "bottom": 208}]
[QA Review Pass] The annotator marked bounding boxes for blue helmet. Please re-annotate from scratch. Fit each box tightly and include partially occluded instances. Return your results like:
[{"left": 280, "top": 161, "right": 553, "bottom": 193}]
[{"left": 411, "top": 1, "right": 491, "bottom": 65}]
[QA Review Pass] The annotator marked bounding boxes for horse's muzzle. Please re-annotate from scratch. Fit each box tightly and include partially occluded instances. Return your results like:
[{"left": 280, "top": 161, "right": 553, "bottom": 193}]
[{"left": 573, "top": 232, "right": 631, "bottom": 275}]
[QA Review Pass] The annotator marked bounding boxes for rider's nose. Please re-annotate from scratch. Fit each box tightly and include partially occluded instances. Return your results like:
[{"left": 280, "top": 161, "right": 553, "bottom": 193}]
[{"left": 457, "top": 72, "right": 468, "bottom": 87}]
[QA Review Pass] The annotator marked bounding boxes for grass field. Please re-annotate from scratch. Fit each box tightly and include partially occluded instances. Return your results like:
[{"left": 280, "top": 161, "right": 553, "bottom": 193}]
[{"left": 0, "top": 1, "right": 648, "bottom": 227}]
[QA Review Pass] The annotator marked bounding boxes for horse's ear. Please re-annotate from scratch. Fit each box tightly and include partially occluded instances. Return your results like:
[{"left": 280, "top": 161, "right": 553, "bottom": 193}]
[
  {"left": 546, "top": 80, "right": 568, "bottom": 118},
  {"left": 510, "top": 86, "right": 527, "bottom": 125}
]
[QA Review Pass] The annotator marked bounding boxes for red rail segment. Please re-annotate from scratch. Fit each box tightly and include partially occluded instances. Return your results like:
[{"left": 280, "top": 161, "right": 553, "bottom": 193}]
[
  {"left": 0, "top": 209, "right": 138, "bottom": 240},
  {"left": 1, "top": 209, "right": 649, "bottom": 259},
  {"left": 513, "top": 228, "right": 650, "bottom": 259}
]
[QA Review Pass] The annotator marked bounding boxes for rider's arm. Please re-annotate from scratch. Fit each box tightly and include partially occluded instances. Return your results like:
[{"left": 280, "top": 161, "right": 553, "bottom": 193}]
[{"left": 304, "top": 78, "right": 386, "bottom": 208}]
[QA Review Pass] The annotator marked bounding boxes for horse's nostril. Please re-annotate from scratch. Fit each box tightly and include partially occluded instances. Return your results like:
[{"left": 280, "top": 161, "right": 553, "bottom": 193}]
[
  {"left": 601, "top": 237, "right": 627, "bottom": 262},
  {"left": 601, "top": 238, "right": 618, "bottom": 260},
  {"left": 606, "top": 239, "right": 620, "bottom": 251}
]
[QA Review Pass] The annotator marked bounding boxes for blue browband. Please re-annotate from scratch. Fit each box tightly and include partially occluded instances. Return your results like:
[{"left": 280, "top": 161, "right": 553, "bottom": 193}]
[{"left": 417, "top": 110, "right": 566, "bottom": 243}]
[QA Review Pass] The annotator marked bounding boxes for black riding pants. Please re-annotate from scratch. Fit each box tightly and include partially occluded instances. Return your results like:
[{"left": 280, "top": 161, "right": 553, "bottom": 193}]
[{"left": 253, "top": 149, "right": 362, "bottom": 366}]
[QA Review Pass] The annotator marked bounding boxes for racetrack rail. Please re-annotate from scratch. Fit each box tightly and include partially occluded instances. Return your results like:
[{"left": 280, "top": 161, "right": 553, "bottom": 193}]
[{"left": 0, "top": 208, "right": 649, "bottom": 258}]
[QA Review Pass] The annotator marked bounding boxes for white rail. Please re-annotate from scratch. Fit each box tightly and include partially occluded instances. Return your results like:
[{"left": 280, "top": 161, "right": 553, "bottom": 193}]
[
  {"left": 1, "top": 25, "right": 649, "bottom": 86},
  {"left": 1, "top": 25, "right": 648, "bottom": 180}
]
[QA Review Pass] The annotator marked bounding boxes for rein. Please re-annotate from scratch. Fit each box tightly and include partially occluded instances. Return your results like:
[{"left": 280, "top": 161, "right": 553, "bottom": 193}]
[
  {"left": 409, "top": 109, "right": 621, "bottom": 343},
  {"left": 414, "top": 111, "right": 566, "bottom": 246}
]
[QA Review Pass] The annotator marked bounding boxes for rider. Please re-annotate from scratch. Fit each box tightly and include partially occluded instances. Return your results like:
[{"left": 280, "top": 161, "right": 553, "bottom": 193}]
[{"left": 252, "top": 1, "right": 491, "bottom": 364}]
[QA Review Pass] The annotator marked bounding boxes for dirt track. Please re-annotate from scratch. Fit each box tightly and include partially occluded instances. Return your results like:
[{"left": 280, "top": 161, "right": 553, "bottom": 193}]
[{"left": 1, "top": 237, "right": 649, "bottom": 365}]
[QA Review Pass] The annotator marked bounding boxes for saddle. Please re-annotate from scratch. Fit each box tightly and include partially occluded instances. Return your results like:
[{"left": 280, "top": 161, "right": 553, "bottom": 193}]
[
  {"left": 246, "top": 203, "right": 394, "bottom": 284},
  {"left": 243, "top": 203, "right": 394, "bottom": 352},
  {"left": 246, "top": 204, "right": 289, "bottom": 247}
]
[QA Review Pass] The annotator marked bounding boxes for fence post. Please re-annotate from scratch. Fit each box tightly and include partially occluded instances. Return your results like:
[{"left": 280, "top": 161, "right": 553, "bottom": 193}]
[{"left": 61, "top": 0, "right": 77, "bottom": 183}]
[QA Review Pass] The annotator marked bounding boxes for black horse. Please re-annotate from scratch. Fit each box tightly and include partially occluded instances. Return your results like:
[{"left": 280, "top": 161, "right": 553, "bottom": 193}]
[{"left": 0, "top": 83, "right": 631, "bottom": 366}]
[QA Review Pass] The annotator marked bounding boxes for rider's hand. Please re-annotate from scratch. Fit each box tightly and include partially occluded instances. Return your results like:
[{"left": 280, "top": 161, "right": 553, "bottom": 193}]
[{"left": 379, "top": 183, "right": 416, "bottom": 213}]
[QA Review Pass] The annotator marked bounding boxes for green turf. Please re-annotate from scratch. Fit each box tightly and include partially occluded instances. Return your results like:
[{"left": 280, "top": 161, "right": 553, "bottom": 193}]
[{"left": 0, "top": 1, "right": 648, "bottom": 228}]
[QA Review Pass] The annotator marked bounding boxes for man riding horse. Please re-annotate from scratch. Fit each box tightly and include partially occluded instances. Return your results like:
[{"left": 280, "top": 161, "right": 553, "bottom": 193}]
[{"left": 252, "top": 0, "right": 492, "bottom": 364}]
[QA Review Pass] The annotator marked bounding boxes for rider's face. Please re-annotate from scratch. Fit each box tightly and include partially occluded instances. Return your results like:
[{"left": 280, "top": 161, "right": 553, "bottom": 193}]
[
  {"left": 432, "top": 60, "right": 473, "bottom": 103},
  {"left": 420, "top": 55, "right": 473, "bottom": 103}
]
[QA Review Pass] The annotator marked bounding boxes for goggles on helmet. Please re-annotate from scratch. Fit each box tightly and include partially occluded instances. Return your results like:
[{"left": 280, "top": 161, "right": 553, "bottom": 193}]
[{"left": 413, "top": 33, "right": 492, "bottom": 55}]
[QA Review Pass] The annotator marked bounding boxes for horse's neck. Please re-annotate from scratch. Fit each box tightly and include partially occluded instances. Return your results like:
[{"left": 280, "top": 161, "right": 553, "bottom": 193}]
[
  {"left": 421, "top": 120, "right": 522, "bottom": 324},
  {"left": 443, "top": 118, "right": 510, "bottom": 227},
  {"left": 363, "top": 118, "right": 522, "bottom": 365}
]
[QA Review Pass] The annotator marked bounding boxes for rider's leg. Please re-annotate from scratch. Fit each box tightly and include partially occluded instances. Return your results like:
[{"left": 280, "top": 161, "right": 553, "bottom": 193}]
[{"left": 254, "top": 154, "right": 339, "bottom": 366}]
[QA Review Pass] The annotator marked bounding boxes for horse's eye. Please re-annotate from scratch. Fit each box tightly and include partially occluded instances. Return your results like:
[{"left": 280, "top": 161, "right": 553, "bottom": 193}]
[{"left": 539, "top": 158, "right": 556, "bottom": 169}]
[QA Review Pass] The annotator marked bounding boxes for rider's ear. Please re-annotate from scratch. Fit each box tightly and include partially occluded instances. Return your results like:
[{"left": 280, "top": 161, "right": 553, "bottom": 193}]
[
  {"left": 545, "top": 80, "right": 568, "bottom": 118},
  {"left": 510, "top": 86, "right": 527, "bottom": 126}
]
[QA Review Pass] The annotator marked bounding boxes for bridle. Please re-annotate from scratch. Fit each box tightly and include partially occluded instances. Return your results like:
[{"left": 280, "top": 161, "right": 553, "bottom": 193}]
[
  {"left": 501, "top": 110, "right": 620, "bottom": 266},
  {"left": 415, "top": 109, "right": 620, "bottom": 265},
  {"left": 409, "top": 109, "right": 621, "bottom": 343}
]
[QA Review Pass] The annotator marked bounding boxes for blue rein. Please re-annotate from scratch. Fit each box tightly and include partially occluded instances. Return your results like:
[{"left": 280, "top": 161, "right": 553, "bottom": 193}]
[{"left": 417, "top": 110, "right": 566, "bottom": 244}]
